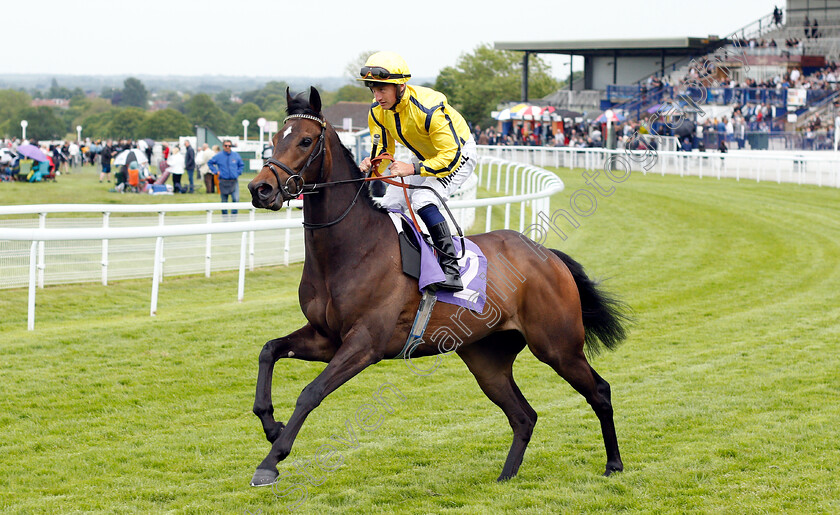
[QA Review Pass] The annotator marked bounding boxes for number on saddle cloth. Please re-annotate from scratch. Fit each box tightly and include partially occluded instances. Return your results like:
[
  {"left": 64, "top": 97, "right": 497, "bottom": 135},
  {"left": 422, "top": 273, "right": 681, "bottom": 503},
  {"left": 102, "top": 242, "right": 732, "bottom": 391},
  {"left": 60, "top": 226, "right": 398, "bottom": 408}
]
[{"left": 387, "top": 210, "right": 487, "bottom": 313}]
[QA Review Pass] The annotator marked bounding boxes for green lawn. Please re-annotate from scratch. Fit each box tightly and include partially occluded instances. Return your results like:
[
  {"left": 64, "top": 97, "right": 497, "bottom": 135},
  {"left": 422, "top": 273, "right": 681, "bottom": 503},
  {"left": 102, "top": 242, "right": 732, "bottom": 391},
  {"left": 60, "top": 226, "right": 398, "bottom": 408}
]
[{"left": 1, "top": 165, "right": 838, "bottom": 513}]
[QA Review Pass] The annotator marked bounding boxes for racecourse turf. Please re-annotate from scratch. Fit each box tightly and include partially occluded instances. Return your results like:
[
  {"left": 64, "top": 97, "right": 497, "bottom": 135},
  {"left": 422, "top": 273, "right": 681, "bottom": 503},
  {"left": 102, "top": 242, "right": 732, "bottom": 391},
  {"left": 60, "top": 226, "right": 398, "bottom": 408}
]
[{"left": 0, "top": 165, "right": 838, "bottom": 514}]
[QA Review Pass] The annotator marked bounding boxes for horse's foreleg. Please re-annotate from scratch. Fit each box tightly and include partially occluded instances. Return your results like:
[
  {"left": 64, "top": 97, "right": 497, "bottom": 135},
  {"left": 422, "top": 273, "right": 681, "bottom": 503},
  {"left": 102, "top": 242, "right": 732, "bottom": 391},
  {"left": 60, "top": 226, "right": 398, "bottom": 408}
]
[
  {"left": 253, "top": 324, "right": 337, "bottom": 444},
  {"left": 251, "top": 327, "right": 380, "bottom": 487}
]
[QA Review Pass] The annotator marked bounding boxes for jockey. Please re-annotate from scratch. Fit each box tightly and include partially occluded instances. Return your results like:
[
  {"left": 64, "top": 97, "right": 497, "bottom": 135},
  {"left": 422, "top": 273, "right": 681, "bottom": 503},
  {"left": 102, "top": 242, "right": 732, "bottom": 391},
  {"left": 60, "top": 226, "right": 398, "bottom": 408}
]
[{"left": 358, "top": 51, "right": 477, "bottom": 292}]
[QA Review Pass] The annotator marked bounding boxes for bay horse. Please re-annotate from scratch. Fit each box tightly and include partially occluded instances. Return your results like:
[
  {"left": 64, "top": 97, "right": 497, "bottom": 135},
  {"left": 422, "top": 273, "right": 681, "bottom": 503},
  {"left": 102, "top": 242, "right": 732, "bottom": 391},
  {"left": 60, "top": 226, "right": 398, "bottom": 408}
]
[{"left": 246, "top": 87, "right": 628, "bottom": 487}]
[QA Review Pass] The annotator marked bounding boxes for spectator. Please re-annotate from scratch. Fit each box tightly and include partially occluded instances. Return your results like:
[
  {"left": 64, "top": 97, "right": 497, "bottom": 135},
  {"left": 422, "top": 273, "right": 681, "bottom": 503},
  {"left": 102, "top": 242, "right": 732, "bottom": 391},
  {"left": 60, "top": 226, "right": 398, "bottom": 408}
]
[
  {"left": 195, "top": 143, "right": 215, "bottom": 194},
  {"left": 59, "top": 142, "right": 70, "bottom": 175},
  {"left": 137, "top": 138, "right": 150, "bottom": 167},
  {"left": 99, "top": 140, "right": 114, "bottom": 183},
  {"left": 208, "top": 140, "right": 244, "bottom": 217},
  {"left": 184, "top": 140, "right": 196, "bottom": 193},
  {"left": 167, "top": 146, "right": 186, "bottom": 193}
]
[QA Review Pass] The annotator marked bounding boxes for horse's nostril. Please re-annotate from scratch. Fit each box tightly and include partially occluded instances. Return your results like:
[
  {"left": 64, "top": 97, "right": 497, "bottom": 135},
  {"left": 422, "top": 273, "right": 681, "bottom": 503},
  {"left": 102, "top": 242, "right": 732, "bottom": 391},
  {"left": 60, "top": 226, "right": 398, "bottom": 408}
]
[{"left": 257, "top": 183, "right": 274, "bottom": 200}]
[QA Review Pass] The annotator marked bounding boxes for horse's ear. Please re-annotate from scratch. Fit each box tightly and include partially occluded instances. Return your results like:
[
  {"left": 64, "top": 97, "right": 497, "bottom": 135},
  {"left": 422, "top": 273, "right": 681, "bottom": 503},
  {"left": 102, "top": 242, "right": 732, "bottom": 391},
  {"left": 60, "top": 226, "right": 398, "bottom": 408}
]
[
  {"left": 286, "top": 87, "right": 293, "bottom": 106},
  {"left": 309, "top": 86, "right": 322, "bottom": 114}
]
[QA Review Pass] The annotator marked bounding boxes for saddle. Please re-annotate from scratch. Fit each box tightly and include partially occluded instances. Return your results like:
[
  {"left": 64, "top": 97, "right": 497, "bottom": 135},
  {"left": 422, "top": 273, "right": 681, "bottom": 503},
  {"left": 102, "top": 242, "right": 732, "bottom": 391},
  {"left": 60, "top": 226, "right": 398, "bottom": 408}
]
[{"left": 396, "top": 215, "right": 427, "bottom": 282}]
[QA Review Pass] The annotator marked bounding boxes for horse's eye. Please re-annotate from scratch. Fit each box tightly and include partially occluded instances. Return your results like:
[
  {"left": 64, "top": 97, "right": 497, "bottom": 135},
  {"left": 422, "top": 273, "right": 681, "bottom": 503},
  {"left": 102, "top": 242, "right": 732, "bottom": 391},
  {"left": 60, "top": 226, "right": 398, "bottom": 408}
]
[{"left": 300, "top": 137, "right": 313, "bottom": 147}]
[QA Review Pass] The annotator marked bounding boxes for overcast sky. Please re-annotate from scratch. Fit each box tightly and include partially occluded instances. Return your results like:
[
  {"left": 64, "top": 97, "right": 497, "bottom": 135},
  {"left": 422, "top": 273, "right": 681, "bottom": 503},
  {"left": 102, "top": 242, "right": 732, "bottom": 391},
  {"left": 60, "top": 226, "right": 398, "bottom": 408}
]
[{"left": 2, "top": 0, "right": 780, "bottom": 80}]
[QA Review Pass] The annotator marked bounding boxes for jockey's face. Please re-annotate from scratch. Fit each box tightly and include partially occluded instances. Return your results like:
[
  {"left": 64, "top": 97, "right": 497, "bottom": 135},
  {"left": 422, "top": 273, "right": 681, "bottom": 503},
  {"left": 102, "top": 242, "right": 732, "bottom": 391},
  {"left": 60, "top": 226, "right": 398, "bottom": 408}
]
[{"left": 371, "top": 84, "right": 400, "bottom": 110}]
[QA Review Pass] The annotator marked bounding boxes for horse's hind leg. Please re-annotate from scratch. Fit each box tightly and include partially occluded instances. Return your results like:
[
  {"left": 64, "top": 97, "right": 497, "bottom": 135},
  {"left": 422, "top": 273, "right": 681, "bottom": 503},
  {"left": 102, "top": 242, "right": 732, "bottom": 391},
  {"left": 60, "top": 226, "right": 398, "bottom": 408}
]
[
  {"left": 529, "top": 335, "right": 623, "bottom": 476},
  {"left": 457, "top": 332, "right": 536, "bottom": 481},
  {"left": 253, "top": 324, "right": 337, "bottom": 444}
]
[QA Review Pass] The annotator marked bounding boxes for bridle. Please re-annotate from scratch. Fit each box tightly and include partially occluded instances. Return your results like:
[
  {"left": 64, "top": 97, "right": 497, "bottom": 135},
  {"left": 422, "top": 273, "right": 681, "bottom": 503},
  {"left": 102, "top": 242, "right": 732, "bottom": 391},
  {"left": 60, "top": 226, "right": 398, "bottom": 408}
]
[
  {"left": 262, "top": 113, "right": 327, "bottom": 200},
  {"left": 262, "top": 113, "right": 372, "bottom": 230}
]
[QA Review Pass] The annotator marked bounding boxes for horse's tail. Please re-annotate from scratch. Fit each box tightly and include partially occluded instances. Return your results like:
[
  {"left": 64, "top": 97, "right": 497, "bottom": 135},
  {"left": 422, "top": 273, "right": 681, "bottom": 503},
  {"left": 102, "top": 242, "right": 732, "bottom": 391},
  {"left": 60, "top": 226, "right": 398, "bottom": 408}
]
[{"left": 551, "top": 249, "right": 630, "bottom": 357}]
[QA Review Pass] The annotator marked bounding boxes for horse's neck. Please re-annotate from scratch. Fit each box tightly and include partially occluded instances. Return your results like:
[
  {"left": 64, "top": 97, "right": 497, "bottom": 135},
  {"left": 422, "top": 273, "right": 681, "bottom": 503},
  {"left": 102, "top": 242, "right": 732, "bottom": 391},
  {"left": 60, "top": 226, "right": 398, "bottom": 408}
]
[{"left": 302, "top": 143, "right": 391, "bottom": 264}]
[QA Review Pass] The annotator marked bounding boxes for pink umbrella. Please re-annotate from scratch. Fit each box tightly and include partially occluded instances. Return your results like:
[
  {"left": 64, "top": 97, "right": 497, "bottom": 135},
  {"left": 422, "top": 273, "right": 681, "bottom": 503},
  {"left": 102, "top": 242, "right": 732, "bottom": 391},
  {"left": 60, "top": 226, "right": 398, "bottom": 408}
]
[{"left": 16, "top": 144, "right": 48, "bottom": 162}]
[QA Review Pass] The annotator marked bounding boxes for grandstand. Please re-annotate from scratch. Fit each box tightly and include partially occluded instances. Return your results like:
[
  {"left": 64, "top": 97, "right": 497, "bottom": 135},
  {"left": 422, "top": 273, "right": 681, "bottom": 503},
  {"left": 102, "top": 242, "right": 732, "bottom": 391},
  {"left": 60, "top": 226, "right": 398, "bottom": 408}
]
[{"left": 493, "top": 0, "right": 840, "bottom": 151}]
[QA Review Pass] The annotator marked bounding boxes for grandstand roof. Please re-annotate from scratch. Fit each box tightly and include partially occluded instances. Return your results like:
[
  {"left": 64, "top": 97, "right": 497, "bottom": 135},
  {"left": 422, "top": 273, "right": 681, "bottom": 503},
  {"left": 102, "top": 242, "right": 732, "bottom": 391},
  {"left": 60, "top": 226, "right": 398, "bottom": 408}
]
[
  {"left": 494, "top": 36, "right": 730, "bottom": 98},
  {"left": 494, "top": 37, "right": 727, "bottom": 57}
]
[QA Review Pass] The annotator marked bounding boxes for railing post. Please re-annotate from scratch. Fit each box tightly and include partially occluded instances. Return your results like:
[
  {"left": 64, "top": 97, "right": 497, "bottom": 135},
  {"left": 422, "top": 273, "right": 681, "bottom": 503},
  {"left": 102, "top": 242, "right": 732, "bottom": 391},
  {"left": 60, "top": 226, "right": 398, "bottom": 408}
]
[
  {"left": 101, "top": 212, "right": 110, "bottom": 286},
  {"left": 37, "top": 213, "right": 45, "bottom": 288},
  {"left": 205, "top": 210, "right": 213, "bottom": 277},
  {"left": 150, "top": 236, "right": 163, "bottom": 316},
  {"left": 284, "top": 206, "right": 292, "bottom": 266},
  {"left": 249, "top": 208, "right": 256, "bottom": 271},
  {"left": 28, "top": 240, "right": 37, "bottom": 330},
  {"left": 485, "top": 205, "right": 492, "bottom": 233},
  {"left": 157, "top": 212, "right": 165, "bottom": 283},
  {"left": 519, "top": 168, "right": 529, "bottom": 232},
  {"left": 238, "top": 231, "right": 247, "bottom": 302}
]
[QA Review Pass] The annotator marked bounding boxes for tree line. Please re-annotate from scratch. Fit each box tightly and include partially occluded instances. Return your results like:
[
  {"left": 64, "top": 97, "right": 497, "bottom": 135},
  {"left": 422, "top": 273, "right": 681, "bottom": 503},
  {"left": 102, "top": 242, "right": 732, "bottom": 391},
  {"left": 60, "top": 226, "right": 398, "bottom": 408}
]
[{"left": 1, "top": 44, "right": 563, "bottom": 141}]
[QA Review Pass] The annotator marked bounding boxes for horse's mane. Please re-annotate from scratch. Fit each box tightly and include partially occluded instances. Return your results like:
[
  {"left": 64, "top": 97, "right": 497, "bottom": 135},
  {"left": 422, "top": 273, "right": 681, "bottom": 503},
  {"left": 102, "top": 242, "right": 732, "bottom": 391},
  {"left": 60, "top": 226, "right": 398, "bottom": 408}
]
[{"left": 286, "top": 90, "right": 387, "bottom": 213}]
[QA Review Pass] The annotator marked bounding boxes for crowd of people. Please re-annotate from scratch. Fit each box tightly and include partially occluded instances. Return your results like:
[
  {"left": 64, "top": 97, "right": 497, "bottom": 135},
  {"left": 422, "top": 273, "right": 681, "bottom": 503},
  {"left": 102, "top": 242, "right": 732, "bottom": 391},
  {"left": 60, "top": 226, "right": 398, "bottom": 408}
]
[
  {"left": 0, "top": 137, "right": 246, "bottom": 202},
  {"left": 0, "top": 138, "right": 79, "bottom": 181}
]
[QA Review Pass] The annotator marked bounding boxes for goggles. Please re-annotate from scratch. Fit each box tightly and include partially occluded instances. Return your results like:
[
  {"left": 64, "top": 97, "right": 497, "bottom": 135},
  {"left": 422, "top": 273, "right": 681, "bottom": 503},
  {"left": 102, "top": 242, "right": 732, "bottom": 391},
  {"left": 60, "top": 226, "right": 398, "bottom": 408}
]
[{"left": 359, "top": 66, "right": 410, "bottom": 80}]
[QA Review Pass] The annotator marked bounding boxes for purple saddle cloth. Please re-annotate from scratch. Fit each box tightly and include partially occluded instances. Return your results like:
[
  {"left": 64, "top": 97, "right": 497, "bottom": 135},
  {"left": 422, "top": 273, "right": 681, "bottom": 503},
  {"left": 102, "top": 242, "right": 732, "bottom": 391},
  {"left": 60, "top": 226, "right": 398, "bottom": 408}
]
[{"left": 388, "top": 211, "right": 487, "bottom": 313}]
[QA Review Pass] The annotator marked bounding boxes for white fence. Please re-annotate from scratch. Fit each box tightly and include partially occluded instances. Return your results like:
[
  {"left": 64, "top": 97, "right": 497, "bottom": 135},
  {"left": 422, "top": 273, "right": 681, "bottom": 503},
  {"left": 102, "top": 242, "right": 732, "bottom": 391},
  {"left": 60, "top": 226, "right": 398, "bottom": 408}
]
[
  {"left": 0, "top": 157, "right": 564, "bottom": 329},
  {"left": 477, "top": 145, "right": 840, "bottom": 188}
]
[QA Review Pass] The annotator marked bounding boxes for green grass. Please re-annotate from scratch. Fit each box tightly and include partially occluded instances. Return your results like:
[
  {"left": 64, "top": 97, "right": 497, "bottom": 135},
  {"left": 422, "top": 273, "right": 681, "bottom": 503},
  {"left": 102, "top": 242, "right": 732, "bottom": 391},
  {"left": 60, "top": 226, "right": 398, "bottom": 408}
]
[
  {"left": 1, "top": 165, "right": 839, "bottom": 513},
  {"left": 0, "top": 164, "right": 254, "bottom": 213}
]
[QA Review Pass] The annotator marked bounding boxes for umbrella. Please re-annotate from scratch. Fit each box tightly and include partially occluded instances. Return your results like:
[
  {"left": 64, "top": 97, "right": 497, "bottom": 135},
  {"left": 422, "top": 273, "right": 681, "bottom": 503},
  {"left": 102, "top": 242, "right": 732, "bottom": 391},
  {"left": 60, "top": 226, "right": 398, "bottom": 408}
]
[
  {"left": 143, "top": 138, "right": 155, "bottom": 148},
  {"left": 494, "top": 108, "right": 512, "bottom": 121},
  {"left": 114, "top": 149, "right": 149, "bottom": 166},
  {"left": 0, "top": 148, "right": 17, "bottom": 165},
  {"left": 517, "top": 106, "right": 544, "bottom": 119},
  {"left": 16, "top": 144, "right": 48, "bottom": 162},
  {"left": 596, "top": 110, "right": 626, "bottom": 123}
]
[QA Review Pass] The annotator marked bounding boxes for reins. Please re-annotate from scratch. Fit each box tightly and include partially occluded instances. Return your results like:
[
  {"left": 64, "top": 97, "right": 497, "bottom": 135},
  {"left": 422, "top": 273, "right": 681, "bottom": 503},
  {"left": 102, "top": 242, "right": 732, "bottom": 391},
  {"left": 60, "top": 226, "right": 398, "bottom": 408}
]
[{"left": 368, "top": 153, "right": 422, "bottom": 234}]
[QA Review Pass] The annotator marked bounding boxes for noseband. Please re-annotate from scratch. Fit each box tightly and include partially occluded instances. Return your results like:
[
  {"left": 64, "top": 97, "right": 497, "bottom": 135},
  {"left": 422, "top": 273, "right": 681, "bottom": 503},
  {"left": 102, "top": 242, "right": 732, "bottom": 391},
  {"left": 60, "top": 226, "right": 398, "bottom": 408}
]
[{"left": 263, "top": 114, "right": 326, "bottom": 198}]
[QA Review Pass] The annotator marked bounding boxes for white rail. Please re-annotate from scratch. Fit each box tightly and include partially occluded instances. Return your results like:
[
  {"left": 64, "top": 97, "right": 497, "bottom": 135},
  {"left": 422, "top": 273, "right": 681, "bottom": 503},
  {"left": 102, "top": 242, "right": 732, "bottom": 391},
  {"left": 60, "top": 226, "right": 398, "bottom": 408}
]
[
  {"left": 477, "top": 145, "right": 840, "bottom": 188},
  {"left": 1, "top": 157, "right": 563, "bottom": 329}
]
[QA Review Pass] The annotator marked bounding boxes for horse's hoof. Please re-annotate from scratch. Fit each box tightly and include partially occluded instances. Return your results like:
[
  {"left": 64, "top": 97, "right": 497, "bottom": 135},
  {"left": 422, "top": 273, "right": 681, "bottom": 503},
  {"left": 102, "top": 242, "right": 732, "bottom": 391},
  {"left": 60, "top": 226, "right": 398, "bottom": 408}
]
[
  {"left": 250, "top": 468, "right": 279, "bottom": 487},
  {"left": 603, "top": 463, "right": 623, "bottom": 477}
]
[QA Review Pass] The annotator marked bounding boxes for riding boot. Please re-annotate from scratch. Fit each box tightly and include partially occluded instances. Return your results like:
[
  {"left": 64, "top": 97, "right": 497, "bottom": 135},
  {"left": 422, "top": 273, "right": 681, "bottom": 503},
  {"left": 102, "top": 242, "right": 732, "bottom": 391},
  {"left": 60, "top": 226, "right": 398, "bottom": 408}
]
[{"left": 427, "top": 221, "right": 463, "bottom": 292}]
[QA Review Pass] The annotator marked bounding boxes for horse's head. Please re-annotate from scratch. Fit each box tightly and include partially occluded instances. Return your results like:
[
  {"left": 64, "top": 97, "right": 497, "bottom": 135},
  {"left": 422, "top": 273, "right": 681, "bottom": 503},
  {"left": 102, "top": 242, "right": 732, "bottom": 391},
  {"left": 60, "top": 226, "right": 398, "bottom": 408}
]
[{"left": 249, "top": 87, "right": 328, "bottom": 210}]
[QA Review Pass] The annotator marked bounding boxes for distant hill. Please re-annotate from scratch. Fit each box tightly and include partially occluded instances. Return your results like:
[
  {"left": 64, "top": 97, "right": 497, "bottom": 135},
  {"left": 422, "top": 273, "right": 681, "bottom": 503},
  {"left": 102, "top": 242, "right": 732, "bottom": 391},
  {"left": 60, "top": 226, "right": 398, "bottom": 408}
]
[{"left": 0, "top": 74, "right": 435, "bottom": 94}]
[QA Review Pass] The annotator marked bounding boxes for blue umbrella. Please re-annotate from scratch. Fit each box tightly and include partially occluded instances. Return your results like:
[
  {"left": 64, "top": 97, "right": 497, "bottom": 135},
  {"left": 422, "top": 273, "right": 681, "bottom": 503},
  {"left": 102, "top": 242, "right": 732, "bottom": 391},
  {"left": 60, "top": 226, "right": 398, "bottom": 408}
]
[
  {"left": 596, "top": 110, "right": 626, "bottom": 123},
  {"left": 16, "top": 144, "right": 48, "bottom": 162}
]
